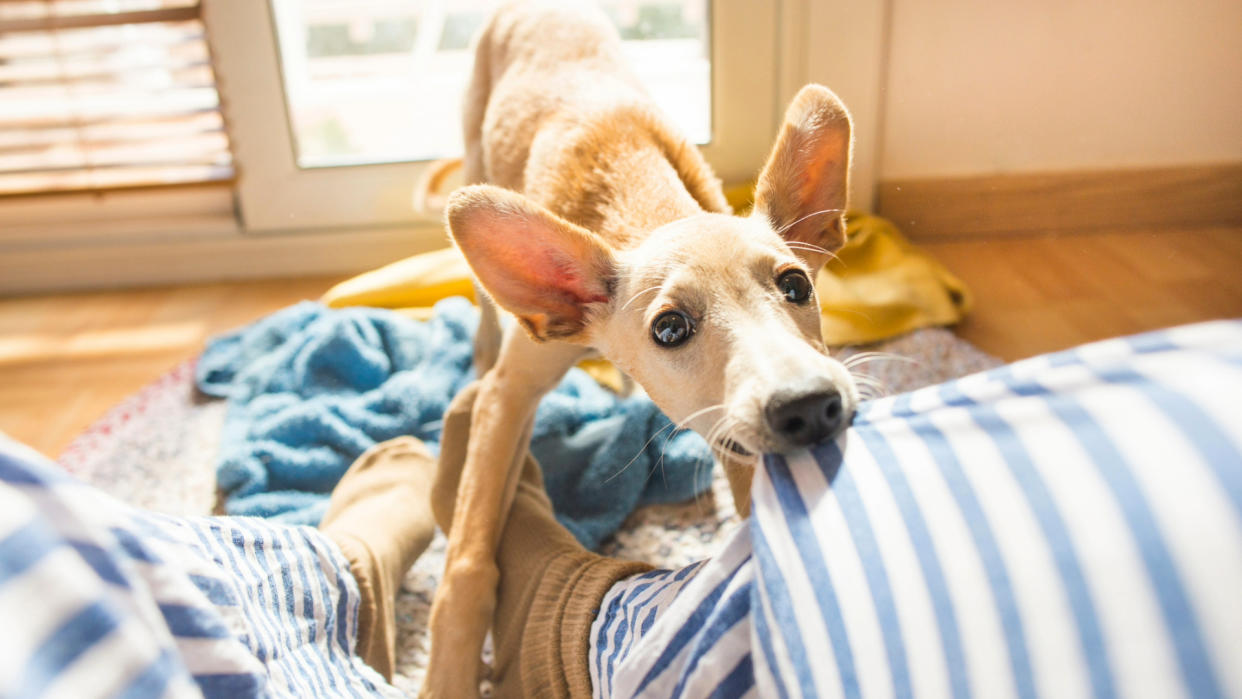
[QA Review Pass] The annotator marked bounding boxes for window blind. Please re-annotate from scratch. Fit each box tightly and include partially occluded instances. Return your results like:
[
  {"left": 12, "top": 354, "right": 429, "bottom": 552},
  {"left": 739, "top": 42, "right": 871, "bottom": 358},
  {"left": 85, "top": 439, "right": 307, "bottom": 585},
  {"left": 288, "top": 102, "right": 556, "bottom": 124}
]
[{"left": 0, "top": 0, "right": 234, "bottom": 196}]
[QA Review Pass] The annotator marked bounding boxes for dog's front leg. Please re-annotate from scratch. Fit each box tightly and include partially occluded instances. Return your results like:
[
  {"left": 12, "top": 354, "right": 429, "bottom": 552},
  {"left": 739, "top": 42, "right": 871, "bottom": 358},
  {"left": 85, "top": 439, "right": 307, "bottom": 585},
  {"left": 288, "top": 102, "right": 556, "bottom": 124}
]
[{"left": 421, "top": 334, "right": 586, "bottom": 698}]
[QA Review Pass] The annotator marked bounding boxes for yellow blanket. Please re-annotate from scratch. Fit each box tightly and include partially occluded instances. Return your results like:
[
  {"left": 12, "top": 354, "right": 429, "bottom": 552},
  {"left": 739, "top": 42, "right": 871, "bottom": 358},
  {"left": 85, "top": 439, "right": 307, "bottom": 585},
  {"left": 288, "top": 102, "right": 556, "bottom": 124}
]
[
  {"left": 816, "top": 211, "right": 971, "bottom": 345},
  {"left": 322, "top": 210, "right": 970, "bottom": 346}
]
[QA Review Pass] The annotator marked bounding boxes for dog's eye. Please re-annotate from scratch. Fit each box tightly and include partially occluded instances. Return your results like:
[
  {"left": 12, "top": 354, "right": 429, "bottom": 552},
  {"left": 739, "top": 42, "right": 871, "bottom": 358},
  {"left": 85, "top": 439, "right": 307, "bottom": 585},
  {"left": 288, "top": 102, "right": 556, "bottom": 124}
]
[
  {"left": 651, "top": 310, "right": 694, "bottom": 348},
  {"left": 777, "top": 269, "right": 812, "bottom": 304}
]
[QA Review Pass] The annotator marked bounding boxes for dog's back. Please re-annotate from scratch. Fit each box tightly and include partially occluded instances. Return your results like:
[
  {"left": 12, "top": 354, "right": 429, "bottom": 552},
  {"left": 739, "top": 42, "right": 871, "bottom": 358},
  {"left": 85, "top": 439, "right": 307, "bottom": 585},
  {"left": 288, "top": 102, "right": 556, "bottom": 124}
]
[{"left": 462, "top": 1, "right": 728, "bottom": 244}]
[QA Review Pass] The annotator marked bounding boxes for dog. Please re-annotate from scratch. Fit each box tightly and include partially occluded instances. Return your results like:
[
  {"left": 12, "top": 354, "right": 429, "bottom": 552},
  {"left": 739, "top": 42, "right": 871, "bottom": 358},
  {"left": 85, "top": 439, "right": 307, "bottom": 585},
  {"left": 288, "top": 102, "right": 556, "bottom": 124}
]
[{"left": 422, "top": 2, "right": 857, "bottom": 695}]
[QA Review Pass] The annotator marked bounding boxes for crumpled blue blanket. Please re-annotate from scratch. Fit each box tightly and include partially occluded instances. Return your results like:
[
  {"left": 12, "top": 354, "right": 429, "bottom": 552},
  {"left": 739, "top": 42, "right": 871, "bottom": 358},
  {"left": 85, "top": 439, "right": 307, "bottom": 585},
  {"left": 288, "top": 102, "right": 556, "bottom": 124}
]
[{"left": 195, "top": 297, "right": 712, "bottom": 548}]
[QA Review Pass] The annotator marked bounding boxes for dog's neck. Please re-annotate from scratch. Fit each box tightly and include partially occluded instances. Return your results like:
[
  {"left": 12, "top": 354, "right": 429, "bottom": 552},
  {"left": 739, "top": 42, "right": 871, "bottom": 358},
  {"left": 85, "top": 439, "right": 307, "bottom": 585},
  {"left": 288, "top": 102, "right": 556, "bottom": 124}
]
[
  {"left": 592, "top": 144, "right": 705, "bottom": 245},
  {"left": 536, "top": 129, "right": 707, "bottom": 250}
]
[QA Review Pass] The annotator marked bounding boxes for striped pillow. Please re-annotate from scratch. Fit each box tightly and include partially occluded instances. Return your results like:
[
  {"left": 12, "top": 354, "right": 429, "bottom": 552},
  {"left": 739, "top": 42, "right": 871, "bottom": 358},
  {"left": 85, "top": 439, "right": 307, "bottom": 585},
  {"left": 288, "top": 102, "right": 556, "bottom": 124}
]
[{"left": 593, "top": 320, "right": 1242, "bottom": 699}]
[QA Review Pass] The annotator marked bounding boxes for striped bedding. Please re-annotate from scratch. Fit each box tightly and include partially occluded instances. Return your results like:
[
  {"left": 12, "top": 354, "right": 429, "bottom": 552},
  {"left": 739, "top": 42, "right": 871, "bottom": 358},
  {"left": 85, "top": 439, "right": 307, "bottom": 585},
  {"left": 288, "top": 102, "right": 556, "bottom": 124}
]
[
  {"left": 1, "top": 320, "right": 1238, "bottom": 698},
  {"left": 591, "top": 320, "right": 1242, "bottom": 698},
  {"left": 0, "top": 435, "right": 398, "bottom": 698}
]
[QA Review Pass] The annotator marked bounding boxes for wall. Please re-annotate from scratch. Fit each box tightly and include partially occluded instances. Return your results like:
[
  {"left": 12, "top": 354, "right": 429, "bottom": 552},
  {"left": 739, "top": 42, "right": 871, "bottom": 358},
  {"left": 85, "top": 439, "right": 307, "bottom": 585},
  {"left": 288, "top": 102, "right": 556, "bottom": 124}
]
[
  {"left": 878, "top": 0, "right": 1242, "bottom": 179},
  {"left": 778, "top": 0, "right": 889, "bottom": 211}
]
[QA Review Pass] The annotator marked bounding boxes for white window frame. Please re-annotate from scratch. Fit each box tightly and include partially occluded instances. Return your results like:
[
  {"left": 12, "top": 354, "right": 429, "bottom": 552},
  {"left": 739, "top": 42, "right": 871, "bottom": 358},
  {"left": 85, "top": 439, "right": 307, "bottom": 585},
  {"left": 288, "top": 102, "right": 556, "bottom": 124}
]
[
  {"left": 203, "top": 0, "right": 784, "bottom": 232},
  {"left": 0, "top": 0, "right": 885, "bottom": 293}
]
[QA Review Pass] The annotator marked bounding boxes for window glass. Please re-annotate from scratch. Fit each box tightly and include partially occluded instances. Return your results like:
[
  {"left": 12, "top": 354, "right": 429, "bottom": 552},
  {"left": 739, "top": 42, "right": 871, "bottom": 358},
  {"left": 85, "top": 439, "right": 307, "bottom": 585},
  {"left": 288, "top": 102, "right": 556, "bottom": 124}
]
[{"left": 270, "top": 0, "right": 709, "bottom": 168}]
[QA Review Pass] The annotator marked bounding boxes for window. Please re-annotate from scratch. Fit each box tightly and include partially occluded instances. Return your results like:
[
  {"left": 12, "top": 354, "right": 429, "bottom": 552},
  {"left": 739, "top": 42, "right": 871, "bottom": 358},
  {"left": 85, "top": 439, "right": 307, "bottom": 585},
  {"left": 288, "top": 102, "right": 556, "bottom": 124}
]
[
  {"left": 269, "top": 0, "right": 711, "bottom": 168},
  {"left": 208, "top": 0, "right": 777, "bottom": 232},
  {"left": 5, "top": 0, "right": 839, "bottom": 292},
  {"left": 0, "top": 1, "right": 233, "bottom": 196}
]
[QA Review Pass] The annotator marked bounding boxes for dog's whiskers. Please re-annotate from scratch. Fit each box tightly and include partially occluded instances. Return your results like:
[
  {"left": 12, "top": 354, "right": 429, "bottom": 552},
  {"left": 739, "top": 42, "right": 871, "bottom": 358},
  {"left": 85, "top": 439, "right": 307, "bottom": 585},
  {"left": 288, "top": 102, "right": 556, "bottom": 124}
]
[
  {"left": 704, "top": 413, "right": 755, "bottom": 457},
  {"left": 784, "top": 238, "right": 841, "bottom": 261},
  {"left": 703, "top": 418, "right": 729, "bottom": 463},
  {"left": 850, "top": 371, "right": 889, "bottom": 400},
  {"left": 694, "top": 414, "right": 736, "bottom": 508},
  {"left": 784, "top": 243, "right": 834, "bottom": 259},
  {"left": 703, "top": 414, "right": 731, "bottom": 449},
  {"left": 647, "top": 405, "right": 727, "bottom": 498},
  {"left": 638, "top": 405, "right": 728, "bottom": 497},
  {"left": 691, "top": 414, "right": 762, "bottom": 509},
  {"left": 675, "top": 404, "right": 726, "bottom": 432},
  {"left": 852, "top": 373, "right": 885, "bottom": 389},
  {"left": 843, "top": 351, "right": 918, "bottom": 369},
  {"left": 785, "top": 242, "right": 841, "bottom": 264},
  {"left": 604, "top": 422, "right": 673, "bottom": 484},
  {"left": 774, "top": 208, "right": 844, "bottom": 237},
  {"left": 620, "top": 285, "right": 663, "bottom": 311},
  {"left": 784, "top": 241, "right": 831, "bottom": 255}
]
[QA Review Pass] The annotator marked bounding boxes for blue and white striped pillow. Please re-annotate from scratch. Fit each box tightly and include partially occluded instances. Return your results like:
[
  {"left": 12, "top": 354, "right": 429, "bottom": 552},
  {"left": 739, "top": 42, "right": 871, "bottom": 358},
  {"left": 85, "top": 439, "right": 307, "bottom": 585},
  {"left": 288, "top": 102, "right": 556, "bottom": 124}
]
[{"left": 594, "top": 320, "right": 1242, "bottom": 699}]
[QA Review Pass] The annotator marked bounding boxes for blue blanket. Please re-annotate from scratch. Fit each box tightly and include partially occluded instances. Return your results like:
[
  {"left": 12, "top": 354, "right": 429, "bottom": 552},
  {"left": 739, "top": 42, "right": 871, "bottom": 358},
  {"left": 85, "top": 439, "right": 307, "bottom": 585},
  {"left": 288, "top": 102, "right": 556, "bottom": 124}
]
[{"left": 195, "top": 298, "right": 713, "bottom": 548}]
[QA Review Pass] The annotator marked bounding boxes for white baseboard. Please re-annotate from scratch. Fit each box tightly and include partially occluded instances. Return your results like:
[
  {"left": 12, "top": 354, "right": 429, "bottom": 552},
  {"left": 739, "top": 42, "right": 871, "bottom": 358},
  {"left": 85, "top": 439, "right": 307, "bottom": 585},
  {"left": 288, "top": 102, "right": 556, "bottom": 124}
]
[{"left": 0, "top": 224, "right": 449, "bottom": 295}]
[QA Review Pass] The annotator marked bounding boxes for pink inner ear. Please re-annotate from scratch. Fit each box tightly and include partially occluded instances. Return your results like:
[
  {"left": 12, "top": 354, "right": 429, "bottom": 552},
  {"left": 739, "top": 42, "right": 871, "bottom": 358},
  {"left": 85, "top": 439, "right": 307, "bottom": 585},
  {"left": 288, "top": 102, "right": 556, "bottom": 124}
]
[
  {"left": 799, "top": 132, "right": 848, "bottom": 208},
  {"left": 777, "top": 129, "right": 849, "bottom": 248},
  {"left": 520, "top": 242, "right": 609, "bottom": 306},
  {"left": 466, "top": 214, "right": 610, "bottom": 321}
]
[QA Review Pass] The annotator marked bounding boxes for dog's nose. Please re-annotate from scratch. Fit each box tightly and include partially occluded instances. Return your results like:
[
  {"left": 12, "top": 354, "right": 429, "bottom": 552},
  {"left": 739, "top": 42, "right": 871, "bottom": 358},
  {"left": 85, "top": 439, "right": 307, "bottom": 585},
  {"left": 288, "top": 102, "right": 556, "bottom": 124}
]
[{"left": 765, "top": 388, "right": 847, "bottom": 447}]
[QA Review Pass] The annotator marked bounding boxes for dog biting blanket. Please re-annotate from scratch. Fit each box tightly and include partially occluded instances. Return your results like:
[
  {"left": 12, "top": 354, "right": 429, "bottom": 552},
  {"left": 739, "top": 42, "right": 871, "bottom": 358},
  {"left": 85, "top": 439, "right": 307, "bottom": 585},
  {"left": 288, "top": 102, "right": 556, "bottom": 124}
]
[{"left": 195, "top": 297, "right": 712, "bottom": 548}]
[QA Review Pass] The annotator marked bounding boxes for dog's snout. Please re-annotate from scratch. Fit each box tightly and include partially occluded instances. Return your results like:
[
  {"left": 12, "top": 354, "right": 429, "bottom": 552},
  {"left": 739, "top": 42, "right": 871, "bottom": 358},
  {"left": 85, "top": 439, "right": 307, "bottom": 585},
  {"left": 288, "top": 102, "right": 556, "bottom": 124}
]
[{"left": 765, "top": 388, "right": 848, "bottom": 447}]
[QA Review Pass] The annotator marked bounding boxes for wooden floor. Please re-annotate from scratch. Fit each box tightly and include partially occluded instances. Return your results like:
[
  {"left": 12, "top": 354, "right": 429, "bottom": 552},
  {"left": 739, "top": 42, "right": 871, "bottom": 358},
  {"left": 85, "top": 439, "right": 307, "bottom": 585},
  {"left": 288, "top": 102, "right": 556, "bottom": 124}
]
[
  {"left": 919, "top": 225, "right": 1242, "bottom": 359},
  {"left": 2, "top": 224, "right": 1240, "bottom": 458},
  {"left": 0, "top": 275, "right": 345, "bottom": 458}
]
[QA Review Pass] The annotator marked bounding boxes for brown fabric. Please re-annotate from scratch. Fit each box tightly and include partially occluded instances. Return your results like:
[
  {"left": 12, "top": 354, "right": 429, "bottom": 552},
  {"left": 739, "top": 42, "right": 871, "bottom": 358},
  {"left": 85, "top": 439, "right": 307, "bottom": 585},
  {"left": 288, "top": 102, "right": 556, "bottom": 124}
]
[
  {"left": 430, "top": 382, "right": 479, "bottom": 532},
  {"left": 329, "top": 533, "right": 396, "bottom": 679},
  {"left": 490, "top": 481, "right": 652, "bottom": 698},
  {"left": 319, "top": 436, "right": 438, "bottom": 681},
  {"left": 436, "top": 381, "right": 653, "bottom": 697}
]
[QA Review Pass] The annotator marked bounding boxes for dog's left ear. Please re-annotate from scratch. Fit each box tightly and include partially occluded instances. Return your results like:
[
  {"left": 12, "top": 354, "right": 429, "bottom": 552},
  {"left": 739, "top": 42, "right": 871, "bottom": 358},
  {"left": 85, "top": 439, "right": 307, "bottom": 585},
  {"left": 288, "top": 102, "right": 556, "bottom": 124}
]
[
  {"left": 753, "top": 84, "right": 853, "bottom": 269},
  {"left": 447, "top": 185, "right": 616, "bottom": 342}
]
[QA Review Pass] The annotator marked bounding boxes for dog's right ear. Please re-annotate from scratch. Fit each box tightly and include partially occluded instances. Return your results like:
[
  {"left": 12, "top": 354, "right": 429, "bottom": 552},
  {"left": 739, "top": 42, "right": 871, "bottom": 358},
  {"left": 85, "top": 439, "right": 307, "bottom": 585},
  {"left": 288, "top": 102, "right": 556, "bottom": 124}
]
[
  {"left": 447, "top": 185, "right": 616, "bottom": 342},
  {"left": 753, "top": 84, "right": 853, "bottom": 269}
]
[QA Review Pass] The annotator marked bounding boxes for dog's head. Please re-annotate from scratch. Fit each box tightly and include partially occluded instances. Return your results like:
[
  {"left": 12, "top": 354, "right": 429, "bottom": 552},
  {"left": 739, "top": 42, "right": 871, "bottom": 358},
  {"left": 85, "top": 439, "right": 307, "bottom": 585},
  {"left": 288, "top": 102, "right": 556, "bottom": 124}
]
[{"left": 448, "top": 85, "right": 856, "bottom": 456}]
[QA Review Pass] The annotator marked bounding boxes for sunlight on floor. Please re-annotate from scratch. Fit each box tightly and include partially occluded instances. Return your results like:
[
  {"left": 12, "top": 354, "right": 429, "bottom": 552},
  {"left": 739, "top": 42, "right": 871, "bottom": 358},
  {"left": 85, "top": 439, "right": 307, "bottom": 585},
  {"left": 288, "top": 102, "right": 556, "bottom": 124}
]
[{"left": 0, "top": 320, "right": 207, "bottom": 365}]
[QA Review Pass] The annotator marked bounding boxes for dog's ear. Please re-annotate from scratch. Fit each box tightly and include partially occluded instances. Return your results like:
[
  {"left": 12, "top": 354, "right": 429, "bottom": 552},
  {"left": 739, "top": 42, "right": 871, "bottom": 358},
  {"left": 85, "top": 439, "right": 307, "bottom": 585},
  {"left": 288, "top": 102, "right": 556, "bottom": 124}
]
[
  {"left": 447, "top": 185, "right": 616, "bottom": 342},
  {"left": 753, "top": 84, "right": 853, "bottom": 269}
]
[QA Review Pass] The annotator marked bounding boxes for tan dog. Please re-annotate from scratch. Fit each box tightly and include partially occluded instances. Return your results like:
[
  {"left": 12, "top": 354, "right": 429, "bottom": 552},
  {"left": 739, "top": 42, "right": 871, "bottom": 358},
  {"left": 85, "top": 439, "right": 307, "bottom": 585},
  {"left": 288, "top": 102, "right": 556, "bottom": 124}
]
[{"left": 423, "top": 2, "right": 857, "bottom": 695}]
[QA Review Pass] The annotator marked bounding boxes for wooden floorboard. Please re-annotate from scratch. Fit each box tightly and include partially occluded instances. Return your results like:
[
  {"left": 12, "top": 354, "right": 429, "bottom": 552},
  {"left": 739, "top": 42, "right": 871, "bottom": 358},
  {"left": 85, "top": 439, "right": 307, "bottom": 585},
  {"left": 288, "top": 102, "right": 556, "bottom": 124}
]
[
  {"left": 2, "top": 224, "right": 1240, "bottom": 458},
  {"left": 919, "top": 225, "right": 1242, "bottom": 361},
  {"left": 0, "top": 275, "right": 345, "bottom": 457}
]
